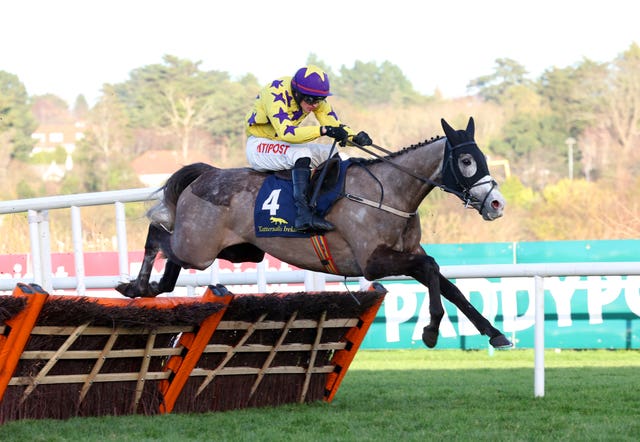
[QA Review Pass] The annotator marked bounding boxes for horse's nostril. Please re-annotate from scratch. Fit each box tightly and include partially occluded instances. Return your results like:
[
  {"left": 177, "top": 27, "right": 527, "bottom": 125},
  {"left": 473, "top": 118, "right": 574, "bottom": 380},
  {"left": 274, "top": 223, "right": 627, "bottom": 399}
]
[{"left": 491, "top": 200, "right": 502, "bottom": 210}]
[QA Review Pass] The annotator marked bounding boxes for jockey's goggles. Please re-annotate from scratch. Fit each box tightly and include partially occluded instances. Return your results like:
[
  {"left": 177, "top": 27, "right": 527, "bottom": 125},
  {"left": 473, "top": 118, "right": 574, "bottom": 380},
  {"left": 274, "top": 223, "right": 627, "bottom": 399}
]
[{"left": 301, "top": 95, "right": 325, "bottom": 105}]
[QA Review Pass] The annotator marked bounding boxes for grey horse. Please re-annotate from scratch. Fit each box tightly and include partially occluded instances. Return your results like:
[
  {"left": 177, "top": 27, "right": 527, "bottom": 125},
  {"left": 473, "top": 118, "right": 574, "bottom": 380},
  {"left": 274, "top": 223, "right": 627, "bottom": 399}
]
[{"left": 117, "top": 117, "right": 512, "bottom": 349}]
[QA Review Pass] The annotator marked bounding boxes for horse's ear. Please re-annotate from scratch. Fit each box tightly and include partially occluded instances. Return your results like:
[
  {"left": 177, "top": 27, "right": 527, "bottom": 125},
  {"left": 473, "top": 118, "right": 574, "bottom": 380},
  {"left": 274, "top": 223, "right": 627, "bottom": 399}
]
[
  {"left": 466, "top": 117, "right": 475, "bottom": 138},
  {"left": 441, "top": 118, "right": 455, "bottom": 139}
]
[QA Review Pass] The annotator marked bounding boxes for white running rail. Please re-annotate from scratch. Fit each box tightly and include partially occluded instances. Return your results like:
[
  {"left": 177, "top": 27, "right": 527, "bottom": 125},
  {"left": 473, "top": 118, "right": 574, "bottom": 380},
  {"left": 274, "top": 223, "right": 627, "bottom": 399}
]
[{"left": 0, "top": 187, "right": 161, "bottom": 293}]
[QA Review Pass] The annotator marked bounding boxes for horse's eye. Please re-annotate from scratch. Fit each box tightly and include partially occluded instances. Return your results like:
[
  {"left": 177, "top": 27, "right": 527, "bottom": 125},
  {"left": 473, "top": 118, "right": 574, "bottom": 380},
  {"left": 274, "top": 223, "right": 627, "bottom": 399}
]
[{"left": 462, "top": 158, "right": 472, "bottom": 166}]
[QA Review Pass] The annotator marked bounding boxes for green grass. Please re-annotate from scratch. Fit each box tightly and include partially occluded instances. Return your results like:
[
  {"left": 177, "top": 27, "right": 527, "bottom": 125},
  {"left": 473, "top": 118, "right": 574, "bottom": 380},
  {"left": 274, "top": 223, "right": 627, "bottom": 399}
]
[{"left": 1, "top": 349, "right": 639, "bottom": 441}]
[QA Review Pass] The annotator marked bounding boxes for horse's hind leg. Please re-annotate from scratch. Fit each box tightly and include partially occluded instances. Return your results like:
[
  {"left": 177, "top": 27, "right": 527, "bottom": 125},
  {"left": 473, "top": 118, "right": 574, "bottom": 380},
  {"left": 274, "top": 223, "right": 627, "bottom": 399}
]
[
  {"left": 148, "top": 260, "right": 182, "bottom": 295},
  {"left": 143, "top": 223, "right": 185, "bottom": 297},
  {"left": 116, "top": 224, "right": 184, "bottom": 298},
  {"left": 438, "top": 275, "right": 512, "bottom": 348},
  {"left": 116, "top": 224, "right": 165, "bottom": 298}
]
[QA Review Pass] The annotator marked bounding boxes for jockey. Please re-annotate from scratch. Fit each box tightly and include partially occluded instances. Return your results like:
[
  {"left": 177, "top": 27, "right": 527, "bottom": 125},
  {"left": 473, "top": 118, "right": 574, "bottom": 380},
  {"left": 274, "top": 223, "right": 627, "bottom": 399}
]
[{"left": 245, "top": 64, "right": 373, "bottom": 232}]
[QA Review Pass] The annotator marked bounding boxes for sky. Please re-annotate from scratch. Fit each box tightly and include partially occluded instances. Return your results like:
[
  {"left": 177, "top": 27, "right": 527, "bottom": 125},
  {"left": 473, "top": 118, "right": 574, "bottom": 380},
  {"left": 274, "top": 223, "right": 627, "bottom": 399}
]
[{"left": 2, "top": 0, "right": 639, "bottom": 106}]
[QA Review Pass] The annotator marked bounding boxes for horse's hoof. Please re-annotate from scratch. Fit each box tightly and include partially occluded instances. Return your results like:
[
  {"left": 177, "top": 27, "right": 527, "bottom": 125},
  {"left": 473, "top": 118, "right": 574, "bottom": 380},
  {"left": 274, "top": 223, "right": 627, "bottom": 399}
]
[
  {"left": 422, "top": 326, "right": 439, "bottom": 348},
  {"left": 146, "top": 282, "right": 162, "bottom": 297},
  {"left": 210, "top": 284, "right": 229, "bottom": 296},
  {"left": 489, "top": 334, "right": 513, "bottom": 349},
  {"left": 115, "top": 282, "right": 138, "bottom": 298}
]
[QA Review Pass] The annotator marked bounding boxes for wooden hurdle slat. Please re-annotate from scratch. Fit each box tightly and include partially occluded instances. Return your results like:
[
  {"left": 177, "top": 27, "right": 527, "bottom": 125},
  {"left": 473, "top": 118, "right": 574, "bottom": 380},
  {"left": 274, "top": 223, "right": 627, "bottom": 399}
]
[
  {"left": 9, "top": 372, "right": 171, "bottom": 385},
  {"left": 132, "top": 330, "right": 157, "bottom": 413},
  {"left": 78, "top": 329, "right": 120, "bottom": 405},
  {"left": 323, "top": 283, "right": 387, "bottom": 403},
  {"left": 204, "top": 342, "right": 347, "bottom": 353},
  {"left": 21, "top": 344, "right": 182, "bottom": 360},
  {"left": 300, "top": 311, "right": 327, "bottom": 403},
  {"left": 195, "top": 312, "right": 268, "bottom": 397},
  {"left": 248, "top": 311, "right": 298, "bottom": 399},
  {"left": 29, "top": 325, "right": 193, "bottom": 336},
  {"left": 216, "top": 318, "right": 358, "bottom": 330},
  {"left": 19, "top": 322, "right": 90, "bottom": 404},
  {"left": 0, "top": 284, "right": 49, "bottom": 403},
  {"left": 191, "top": 366, "right": 335, "bottom": 376}
]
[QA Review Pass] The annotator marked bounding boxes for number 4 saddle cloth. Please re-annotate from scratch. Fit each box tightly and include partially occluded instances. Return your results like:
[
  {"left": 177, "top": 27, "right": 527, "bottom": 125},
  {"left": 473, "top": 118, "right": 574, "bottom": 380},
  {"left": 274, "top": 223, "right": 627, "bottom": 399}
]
[{"left": 254, "top": 158, "right": 351, "bottom": 238}]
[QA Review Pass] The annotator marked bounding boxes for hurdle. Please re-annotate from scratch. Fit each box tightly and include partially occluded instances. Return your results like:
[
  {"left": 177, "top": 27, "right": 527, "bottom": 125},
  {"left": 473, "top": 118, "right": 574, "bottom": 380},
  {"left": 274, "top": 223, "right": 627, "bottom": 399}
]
[{"left": 0, "top": 282, "right": 386, "bottom": 422}]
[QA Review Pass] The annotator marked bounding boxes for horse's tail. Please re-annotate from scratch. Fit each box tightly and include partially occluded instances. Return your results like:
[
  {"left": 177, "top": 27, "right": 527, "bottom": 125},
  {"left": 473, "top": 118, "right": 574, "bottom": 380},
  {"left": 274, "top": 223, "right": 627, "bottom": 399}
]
[
  {"left": 163, "top": 162, "right": 214, "bottom": 212},
  {"left": 147, "top": 162, "right": 215, "bottom": 230}
]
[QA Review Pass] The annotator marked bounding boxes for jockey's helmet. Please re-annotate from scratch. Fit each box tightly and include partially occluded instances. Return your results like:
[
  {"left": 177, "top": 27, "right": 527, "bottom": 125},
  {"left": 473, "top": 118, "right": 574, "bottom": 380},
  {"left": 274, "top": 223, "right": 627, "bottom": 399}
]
[{"left": 291, "top": 65, "right": 331, "bottom": 97}]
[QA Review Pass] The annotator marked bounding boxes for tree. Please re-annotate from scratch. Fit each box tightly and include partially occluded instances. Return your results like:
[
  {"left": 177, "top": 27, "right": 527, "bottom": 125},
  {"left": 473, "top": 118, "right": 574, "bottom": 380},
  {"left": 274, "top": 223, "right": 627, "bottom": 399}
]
[
  {"left": 75, "top": 83, "right": 133, "bottom": 191},
  {"left": 115, "top": 55, "right": 234, "bottom": 160},
  {"left": 603, "top": 42, "right": 640, "bottom": 152},
  {"left": 334, "top": 60, "right": 424, "bottom": 106},
  {"left": 73, "top": 95, "right": 90, "bottom": 120},
  {"left": 468, "top": 58, "right": 532, "bottom": 104},
  {"left": 0, "top": 71, "right": 36, "bottom": 169},
  {"left": 538, "top": 59, "right": 608, "bottom": 137},
  {"left": 31, "top": 94, "right": 72, "bottom": 124},
  {"left": 305, "top": 53, "right": 336, "bottom": 81},
  {"left": 489, "top": 112, "right": 566, "bottom": 188},
  {"left": 202, "top": 74, "right": 258, "bottom": 139}
]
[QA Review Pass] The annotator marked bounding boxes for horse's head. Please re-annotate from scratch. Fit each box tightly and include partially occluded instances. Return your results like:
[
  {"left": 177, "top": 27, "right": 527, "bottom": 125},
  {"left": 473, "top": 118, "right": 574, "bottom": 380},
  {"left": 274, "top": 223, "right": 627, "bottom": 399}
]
[{"left": 441, "top": 117, "right": 505, "bottom": 220}]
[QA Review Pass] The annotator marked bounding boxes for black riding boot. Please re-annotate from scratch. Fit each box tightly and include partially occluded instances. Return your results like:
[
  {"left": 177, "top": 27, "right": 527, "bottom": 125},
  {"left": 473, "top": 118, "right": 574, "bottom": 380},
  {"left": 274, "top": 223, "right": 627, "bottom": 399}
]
[{"left": 291, "top": 166, "right": 335, "bottom": 232}]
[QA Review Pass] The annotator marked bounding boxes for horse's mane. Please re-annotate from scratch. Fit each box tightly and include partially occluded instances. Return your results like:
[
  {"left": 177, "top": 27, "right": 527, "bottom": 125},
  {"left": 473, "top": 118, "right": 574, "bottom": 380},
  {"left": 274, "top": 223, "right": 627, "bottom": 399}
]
[{"left": 354, "top": 136, "right": 443, "bottom": 165}]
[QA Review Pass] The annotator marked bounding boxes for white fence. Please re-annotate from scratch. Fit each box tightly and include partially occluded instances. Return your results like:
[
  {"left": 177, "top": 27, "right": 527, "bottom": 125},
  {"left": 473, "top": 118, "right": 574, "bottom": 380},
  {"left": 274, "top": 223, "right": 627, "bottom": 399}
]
[
  {"left": 0, "top": 187, "right": 639, "bottom": 398},
  {"left": 0, "top": 187, "right": 161, "bottom": 292}
]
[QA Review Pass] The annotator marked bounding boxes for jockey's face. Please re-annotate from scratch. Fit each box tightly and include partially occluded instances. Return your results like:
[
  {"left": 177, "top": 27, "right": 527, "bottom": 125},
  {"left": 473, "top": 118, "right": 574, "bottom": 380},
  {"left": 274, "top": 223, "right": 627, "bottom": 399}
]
[
  {"left": 300, "top": 99, "right": 321, "bottom": 112},
  {"left": 297, "top": 93, "right": 325, "bottom": 112}
]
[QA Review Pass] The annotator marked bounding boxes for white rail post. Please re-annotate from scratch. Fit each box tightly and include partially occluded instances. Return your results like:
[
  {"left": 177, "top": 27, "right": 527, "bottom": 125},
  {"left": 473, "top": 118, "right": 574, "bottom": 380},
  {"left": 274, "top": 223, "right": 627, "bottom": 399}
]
[
  {"left": 305, "top": 271, "right": 326, "bottom": 291},
  {"left": 534, "top": 275, "right": 545, "bottom": 398},
  {"left": 209, "top": 260, "right": 220, "bottom": 285},
  {"left": 27, "top": 210, "right": 42, "bottom": 286},
  {"left": 38, "top": 210, "right": 53, "bottom": 292},
  {"left": 71, "top": 206, "right": 86, "bottom": 295},
  {"left": 115, "top": 202, "right": 129, "bottom": 282},
  {"left": 257, "top": 259, "right": 267, "bottom": 293}
]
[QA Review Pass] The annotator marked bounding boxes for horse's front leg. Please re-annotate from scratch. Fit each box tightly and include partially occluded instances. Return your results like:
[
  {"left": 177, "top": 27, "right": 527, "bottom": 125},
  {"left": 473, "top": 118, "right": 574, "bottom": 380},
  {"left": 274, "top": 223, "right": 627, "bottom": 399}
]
[
  {"left": 364, "top": 246, "right": 444, "bottom": 348},
  {"left": 439, "top": 275, "right": 512, "bottom": 348},
  {"left": 116, "top": 224, "right": 165, "bottom": 298},
  {"left": 400, "top": 253, "right": 445, "bottom": 348},
  {"left": 420, "top": 260, "right": 444, "bottom": 348}
]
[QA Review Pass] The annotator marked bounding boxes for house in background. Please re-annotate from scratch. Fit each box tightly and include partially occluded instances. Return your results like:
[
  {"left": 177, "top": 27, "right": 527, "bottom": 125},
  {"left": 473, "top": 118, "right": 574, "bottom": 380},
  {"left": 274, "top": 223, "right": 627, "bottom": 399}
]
[
  {"left": 31, "top": 121, "right": 86, "bottom": 155},
  {"left": 30, "top": 121, "right": 86, "bottom": 181},
  {"left": 131, "top": 150, "right": 212, "bottom": 187}
]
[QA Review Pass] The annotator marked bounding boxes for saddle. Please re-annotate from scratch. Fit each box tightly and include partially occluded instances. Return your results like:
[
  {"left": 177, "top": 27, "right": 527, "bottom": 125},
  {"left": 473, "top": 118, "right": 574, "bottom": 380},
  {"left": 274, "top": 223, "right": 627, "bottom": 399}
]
[{"left": 255, "top": 157, "right": 350, "bottom": 238}]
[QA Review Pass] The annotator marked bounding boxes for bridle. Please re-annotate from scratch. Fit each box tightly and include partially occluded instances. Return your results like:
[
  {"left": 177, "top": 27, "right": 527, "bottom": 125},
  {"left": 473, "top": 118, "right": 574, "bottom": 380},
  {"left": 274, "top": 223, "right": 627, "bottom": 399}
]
[
  {"left": 441, "top": 140, "right": 498, "bottom": 209},
  {"left": 350, "top": 138, "right": 497, "bottom": 210}
]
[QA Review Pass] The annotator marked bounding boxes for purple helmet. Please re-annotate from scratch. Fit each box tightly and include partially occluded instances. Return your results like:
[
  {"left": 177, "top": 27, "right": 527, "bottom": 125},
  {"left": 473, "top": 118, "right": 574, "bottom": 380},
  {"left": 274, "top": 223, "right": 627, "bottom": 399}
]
[{"left": 291, "top": 65, "right": 331, "bottom": 97}]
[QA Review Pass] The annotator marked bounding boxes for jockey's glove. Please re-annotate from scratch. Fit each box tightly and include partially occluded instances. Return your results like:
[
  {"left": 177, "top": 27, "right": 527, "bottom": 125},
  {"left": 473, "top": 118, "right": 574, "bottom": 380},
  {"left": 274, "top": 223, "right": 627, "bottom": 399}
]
[
  {"left": 324, "top": 126, "right": 349, "bottom": 146},
  {"left": 352, "top": 131, "right": 373, "bottom": 146}
]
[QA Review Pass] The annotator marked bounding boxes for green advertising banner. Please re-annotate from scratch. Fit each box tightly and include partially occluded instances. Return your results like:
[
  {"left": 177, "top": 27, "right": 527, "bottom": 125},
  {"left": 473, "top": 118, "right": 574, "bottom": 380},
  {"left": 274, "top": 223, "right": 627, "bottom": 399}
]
[{"left": 360, "top": 240, "right": 640, "bottom": 350}]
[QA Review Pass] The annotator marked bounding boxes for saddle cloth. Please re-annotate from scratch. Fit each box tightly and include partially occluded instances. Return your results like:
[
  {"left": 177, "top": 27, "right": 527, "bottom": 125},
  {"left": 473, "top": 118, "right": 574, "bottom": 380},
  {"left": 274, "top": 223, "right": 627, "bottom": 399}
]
[{"left": 254, "top": 159, "right": 351, "bottom": 238}]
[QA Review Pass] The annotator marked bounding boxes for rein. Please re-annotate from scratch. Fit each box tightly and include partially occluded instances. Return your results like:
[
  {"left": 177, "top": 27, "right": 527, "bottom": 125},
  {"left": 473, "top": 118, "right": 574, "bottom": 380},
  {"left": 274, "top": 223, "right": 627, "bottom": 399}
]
[
  {"left": 309, "top": 139, "right": 338, "bottom": 208},
  {"left": 349, "top": 140, "right": 478, "bottom": 205}
]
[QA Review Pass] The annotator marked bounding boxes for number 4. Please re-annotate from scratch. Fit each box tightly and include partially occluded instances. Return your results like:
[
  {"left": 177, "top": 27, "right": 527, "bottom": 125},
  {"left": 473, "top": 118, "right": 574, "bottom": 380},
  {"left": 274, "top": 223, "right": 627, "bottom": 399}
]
[{"left": 262, "top": 189, "right": 281, "bottom": 215}]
